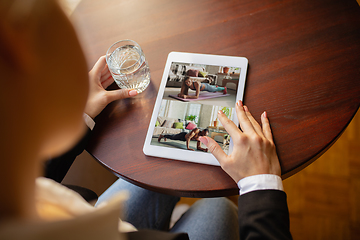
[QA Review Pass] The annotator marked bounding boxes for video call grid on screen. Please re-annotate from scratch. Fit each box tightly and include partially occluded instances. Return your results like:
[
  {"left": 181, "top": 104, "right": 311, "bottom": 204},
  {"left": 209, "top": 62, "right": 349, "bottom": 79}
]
[{"left": 150, "top": 61, "right": 242, "bottom": 155}]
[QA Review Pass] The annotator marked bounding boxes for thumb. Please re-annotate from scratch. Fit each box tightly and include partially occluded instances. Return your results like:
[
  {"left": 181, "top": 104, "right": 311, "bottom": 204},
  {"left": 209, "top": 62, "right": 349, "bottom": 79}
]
[
  {"left": 91, "top": 56, "right": 107, "bottom": 77},
  {"left": 199, "top": 136, "right": 227, "bottom": 163},
  {"left": 105, "top": 89, "right": 138, "bottom": 103}
]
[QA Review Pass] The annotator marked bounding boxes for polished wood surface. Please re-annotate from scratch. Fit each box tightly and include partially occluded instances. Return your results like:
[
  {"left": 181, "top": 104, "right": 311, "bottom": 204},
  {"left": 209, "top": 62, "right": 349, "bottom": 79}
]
[{"left": 71, "top": 0, "right": 360, "bottom": 197}]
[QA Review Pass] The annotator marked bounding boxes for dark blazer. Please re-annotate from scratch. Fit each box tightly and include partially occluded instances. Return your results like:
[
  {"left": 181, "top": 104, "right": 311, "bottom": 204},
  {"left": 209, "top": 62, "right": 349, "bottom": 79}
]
[
  {"left": 44, "top": 128, "right": 292, "bottom": 240},
  {"left": 44, "top": 128, "right": 92, "bottom": 183},
  {"left": 238, "top": 190, "right": 293, "bottom": 240}
]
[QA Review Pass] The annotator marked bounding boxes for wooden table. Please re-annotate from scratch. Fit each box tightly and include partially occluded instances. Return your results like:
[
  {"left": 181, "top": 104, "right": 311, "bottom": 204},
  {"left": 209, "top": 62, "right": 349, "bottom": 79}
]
[{"left": 71, "top": 0, "right": 360, "bottom": 197}]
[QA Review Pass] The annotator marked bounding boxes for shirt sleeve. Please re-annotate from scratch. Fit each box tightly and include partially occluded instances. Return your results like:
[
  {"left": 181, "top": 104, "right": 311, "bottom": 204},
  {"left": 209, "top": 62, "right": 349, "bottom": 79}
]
[
  {"left": 83, "top": 113, "right": 95, "bottom": 130},
  {"left": 237, "top": 174, "right": 284, "bottom": 195}
]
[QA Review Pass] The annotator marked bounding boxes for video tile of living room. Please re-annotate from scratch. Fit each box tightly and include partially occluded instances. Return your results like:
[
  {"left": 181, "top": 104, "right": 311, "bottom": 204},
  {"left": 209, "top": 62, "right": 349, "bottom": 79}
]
[
  {"left": 163, "top": 62, "right": 239, "bottom": 106},
  {"left": 151, "top": 99, "right": 233, "bottom": 154}
]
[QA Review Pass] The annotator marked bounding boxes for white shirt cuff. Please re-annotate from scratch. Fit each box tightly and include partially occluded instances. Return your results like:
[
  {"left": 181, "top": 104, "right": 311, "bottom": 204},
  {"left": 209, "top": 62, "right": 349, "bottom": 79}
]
[
  {"left": 237, "top": 174, "right": 284, "bottom": 195},
  {"left": 83, "top": 113, "right": 95, "bottom": 130}
]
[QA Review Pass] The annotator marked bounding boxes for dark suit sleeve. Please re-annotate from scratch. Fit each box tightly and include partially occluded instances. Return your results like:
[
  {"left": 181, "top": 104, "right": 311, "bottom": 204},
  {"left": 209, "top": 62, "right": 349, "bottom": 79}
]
[
  {"left": 238, "top": 190, "right": 293, "bottom": 240},
  {"left": 44, "top": 128, "right": 92, "bottom": 183}
]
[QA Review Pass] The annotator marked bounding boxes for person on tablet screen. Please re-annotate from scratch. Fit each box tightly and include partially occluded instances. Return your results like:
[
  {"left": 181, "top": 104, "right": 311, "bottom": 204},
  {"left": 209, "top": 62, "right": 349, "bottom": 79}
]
[
  {"left": 158, "top": 128, "right": 209, "bottom": 152},
  {"left": 177, "top": 77, "right": 227, "bottom": 99}
]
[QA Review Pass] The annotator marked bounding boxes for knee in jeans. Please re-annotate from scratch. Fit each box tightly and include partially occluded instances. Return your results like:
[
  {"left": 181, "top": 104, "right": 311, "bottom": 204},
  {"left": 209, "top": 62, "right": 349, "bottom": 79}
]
[{"left": 198, "top": 197, "right": 237, "bottom": 211}]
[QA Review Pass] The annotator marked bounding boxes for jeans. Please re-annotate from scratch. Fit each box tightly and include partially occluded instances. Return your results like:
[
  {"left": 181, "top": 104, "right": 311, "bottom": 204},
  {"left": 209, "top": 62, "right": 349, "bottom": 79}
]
[{"left": 96, "top": 178, "right": 239, "bottom": 240}]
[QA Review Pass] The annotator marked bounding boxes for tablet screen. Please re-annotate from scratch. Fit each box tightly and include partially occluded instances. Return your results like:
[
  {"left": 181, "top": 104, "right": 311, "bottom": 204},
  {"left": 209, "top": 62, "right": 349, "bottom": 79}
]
[
  {"left": 152, "top": 62, "right": 240, "bottom": 153},
  {"left": 144, "top": 52, "right": 248, "bottom": 166}
]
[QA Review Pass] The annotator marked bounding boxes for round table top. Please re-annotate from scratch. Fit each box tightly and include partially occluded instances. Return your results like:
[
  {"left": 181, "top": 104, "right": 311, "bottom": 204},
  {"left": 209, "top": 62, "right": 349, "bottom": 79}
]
[{"left": 72, "top": 0, "right": 360, "bottom": 197}]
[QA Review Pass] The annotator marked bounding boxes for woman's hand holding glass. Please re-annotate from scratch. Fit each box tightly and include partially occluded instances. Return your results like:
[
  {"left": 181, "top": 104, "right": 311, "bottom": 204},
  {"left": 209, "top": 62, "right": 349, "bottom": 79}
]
[{"left": 84, "top": 56, "right": 138, "bottom": 119}]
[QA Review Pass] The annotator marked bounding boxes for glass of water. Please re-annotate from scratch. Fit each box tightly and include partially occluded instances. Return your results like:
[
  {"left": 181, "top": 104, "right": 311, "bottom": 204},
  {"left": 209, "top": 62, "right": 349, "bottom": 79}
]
[{"left": 106, "top": 40, "right": 150, "bottom": 93}]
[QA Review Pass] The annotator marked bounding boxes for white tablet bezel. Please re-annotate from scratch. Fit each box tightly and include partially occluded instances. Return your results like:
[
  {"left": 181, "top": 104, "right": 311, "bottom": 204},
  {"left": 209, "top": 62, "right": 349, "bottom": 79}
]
[{"left": 143, "top": 52, "right": 248, "bottom": 166}]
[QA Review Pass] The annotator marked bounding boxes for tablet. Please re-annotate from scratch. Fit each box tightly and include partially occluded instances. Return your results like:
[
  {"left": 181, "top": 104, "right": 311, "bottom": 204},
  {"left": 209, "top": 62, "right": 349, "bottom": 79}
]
[{"left": 143, "top": 52, "right": 248, "bottom": 166}]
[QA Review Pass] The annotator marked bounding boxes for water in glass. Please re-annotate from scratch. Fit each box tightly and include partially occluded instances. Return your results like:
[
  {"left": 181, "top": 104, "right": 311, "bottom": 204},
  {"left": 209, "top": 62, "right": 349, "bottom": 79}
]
[{"left": 107, "top": 45, "right": 150, "bottom": 93}]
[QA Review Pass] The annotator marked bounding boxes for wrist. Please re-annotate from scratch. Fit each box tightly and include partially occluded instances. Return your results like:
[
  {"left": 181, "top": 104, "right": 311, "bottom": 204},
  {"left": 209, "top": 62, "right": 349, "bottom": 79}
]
[{"left": 84, "top": 104, "right": 99, "bottom": 120}]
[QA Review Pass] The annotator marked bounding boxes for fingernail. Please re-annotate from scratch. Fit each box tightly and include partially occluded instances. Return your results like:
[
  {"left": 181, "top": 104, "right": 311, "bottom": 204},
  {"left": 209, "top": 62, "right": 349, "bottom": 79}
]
[
  {"left": 218, "top": 110, "right": 223, "bottom": 115},
  {"left": 199, "top": 136, "right": 208, "bottom": 145},
  {"left": 262, "top": 111, "right": 267, "bottom": 118},
  {"left": 237, "top": 100, "right": 243, "bottom": 107},
  {"left": 129, "top": 89, "right": 138, "bottom": 96},
  {"left": 243, "top": 105, "right": 249, "bottom": 112}
]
